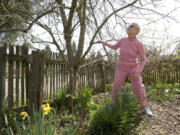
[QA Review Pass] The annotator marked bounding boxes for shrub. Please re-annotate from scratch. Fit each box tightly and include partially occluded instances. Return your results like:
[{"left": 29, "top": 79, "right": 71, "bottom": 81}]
[
  {"left": 105, "top": 84, "right": 113, "bottom": 93},
  {"left": 60, "top": 113, "right": 79, "bottom": 135},
  {"left": 51, "top": 88, "right": 70, "bottom": 111},
  {"left": 75, "top": 87, "right": 94, "bottom": 113}
]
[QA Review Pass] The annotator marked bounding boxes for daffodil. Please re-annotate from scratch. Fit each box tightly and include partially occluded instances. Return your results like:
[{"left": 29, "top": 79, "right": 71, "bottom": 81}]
[
  {"left": 41, "top": 103, "right": 52, "bottom": 115},
  {"left": 20, "top": 112, "right": 28, "bottom": 120},
  {"left": 41, "top": 104, "right": 46, "bottom": 110}
]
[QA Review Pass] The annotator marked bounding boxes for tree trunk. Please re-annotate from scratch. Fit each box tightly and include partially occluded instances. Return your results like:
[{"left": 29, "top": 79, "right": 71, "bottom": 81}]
[{"left": 67, "top": 66, "right": 80, "bottom": 113}]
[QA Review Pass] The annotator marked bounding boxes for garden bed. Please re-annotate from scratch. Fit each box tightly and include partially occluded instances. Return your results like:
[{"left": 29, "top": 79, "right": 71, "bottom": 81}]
[{"left": 1, "top": 83, "right": 180, "bottom": 135}]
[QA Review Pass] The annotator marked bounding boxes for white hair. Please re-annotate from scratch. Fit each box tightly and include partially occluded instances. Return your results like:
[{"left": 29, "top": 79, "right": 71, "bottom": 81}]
[{"left": 128, "top": 22, "right": 140, "bottom": 32}]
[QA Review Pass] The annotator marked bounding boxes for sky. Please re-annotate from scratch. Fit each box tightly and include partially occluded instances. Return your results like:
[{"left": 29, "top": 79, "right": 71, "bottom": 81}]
[{"left": 32, "top": 0, "right": 180, "bottom": 56}]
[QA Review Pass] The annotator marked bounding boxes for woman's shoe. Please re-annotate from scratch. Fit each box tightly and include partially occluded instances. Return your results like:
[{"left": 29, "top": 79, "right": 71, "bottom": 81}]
[{"left": 144, "top": 106, "right": 153, "bottom": 117}]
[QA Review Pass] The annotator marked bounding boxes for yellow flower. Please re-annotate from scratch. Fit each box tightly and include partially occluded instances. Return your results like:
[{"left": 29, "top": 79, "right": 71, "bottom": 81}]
[
  {"left": 46, "top": 103, "right": 50, "bottom": 108},
  {"left": 41, "top": 104, "right": 46, "bottom": 110},
  {"left": 41, "top": 103, "right": 52, "bottom": 115},
  {"left": 20, "top": 112, "right": 28, "bottom": 120}
]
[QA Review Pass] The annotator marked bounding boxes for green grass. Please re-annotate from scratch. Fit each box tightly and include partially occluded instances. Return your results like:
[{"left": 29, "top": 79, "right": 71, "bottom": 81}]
[{"left": 145, "top": 82, "right": 180, "bottom": 102}]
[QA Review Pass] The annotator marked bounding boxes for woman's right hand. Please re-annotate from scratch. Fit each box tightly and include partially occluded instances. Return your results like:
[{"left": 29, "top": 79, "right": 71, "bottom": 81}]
[{"left": 134, "top": 72, "right": 140, "bottom": 81}]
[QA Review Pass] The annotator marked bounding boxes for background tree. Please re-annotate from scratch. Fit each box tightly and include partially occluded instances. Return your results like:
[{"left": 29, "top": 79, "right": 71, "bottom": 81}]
[{"left": 0, "top": 0, "right": 34, "bottom": 44}]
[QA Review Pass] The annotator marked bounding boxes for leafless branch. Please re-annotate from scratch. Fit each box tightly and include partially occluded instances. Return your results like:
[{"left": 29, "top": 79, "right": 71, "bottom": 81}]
[
  {"left": 0, "top": 9, "right": 54, "bottom": 33},
  {"left": 82, "top": 0, "right": 138, "bottom": 59}
]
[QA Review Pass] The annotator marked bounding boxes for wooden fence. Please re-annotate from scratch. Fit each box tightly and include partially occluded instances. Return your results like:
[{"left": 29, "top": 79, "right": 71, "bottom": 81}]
[
  {"left": 142, "top": 59, "right": 180, "bottom": 84},
  {"left": 0, "top": 44, "right": 180, "bottom": 112},
  {"left": 0, "top": 45, "right": 115, "bottom": 112},
  {"left": 0, "top": 45, "right": 30, "bottom": 110}
]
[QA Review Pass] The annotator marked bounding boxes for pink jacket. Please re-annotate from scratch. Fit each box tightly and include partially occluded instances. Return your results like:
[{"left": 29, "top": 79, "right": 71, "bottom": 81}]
[{"left": 104, "top": 37, "right": 146, "bottom": 73}]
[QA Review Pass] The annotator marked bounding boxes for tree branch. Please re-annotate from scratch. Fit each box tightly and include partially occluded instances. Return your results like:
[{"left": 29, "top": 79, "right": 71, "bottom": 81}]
[
  {"left": 87, "top": 0, "right": 112, "bottom": 65},
  {"left": 55, "top": 0, "right": 67, "bottom": 28},
  {"left": 142, "top": 6, "right": 180, "bottom": 25},
  {"left": 35, "top": 21, "right": 66, "bottom": 63},
  {"left": 82, "top": 0, "right": 138, "bottom": 59},
  {"left": 0, "top": 9, "right": 54, "bottom": 33}
]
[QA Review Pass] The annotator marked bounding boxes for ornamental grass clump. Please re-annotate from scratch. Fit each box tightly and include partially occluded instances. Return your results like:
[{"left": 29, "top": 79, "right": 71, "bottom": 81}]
[{"left": 87, "top": 88, "right": 141, "bottom": 135}]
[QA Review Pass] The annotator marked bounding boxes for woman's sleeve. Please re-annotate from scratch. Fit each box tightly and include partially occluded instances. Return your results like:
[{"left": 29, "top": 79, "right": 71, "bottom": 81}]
[
  {"left": 137, "top": 42, "right": 146, "bottom": 73},
  {"left": 104, "top": 39, "right": 123, "bottom": 50}
]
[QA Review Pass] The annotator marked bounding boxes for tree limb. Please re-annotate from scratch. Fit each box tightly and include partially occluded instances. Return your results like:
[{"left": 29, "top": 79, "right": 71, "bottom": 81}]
[
  {"left": 35, "top": 21, "right": 66, "bottom": 63},
  {"left": 82, "top": 0, "right": 138, "bottom": 59},
  {"left": 55, "top": 0, "right": 67, "bottom": 28},
  {"left": 87, "top": 0, "right": 112, "bottom": 65},
  {"left": 0, "top": 9, "right": 54, "bottom": 33}
]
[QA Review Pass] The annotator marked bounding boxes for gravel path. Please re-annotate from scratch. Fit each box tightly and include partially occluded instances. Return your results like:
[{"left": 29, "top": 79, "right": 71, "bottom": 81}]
[{"left": 134, "top": 97, "right": 180, "bottom": 135}]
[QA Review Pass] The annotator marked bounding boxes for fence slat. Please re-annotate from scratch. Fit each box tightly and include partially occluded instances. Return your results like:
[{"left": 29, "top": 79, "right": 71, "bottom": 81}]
[
  {"left": 60, "top": 64, "right": 63, "bottom": 90},
  {"left": 8, "top": 45, "right": 14, "bottom": 108},
  {"left": 59, "top": 63, "right": 61, "bottom": 90},
  {"left": 63, "top": 64, "right": 65, "bottom": 89},
  {"left": 21, "top": 46, "right": 25, "bottom": 106},
  {"left": 56, "top": 54, "right": 59, "bottom": 92},
  {"left": 49, "top": 52, "right": 52, "bottom": 98},
  {"left": 52, "top": 53, "right": 55, "bottom": 97},
  {"left": 0, "top": 46, "right": 6, "bottom": 120},
  {"left": 25, "top": 47, "right": 29, "bottom": 106},
  {"left": 16, "top": 46, "right": 20, "bottom": 107},
  {"left": 45, "top": 56, "right": 49, "bottom": 100}
]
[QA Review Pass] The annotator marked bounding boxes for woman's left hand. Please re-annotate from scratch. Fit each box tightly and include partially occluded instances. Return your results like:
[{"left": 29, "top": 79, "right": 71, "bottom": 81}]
[{"left": 134, "top": 72, "right": 140, "bottom": 81}]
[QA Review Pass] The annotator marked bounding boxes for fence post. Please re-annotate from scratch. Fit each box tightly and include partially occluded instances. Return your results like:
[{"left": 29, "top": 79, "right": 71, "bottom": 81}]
[
  {"left": 28, "top": 51, "right": 45, "bottom": 112},
  {"left": 89, "top": 61, "right": 95, "bottom": 88},
  {"left": 99, "top": 59, "right": 105, "bottom": 92},
  {"left": 0, "top": 48, "right": 3, "bottom": 126},
  {"left": 8, "top": 45, "right": 14, "bottom": 108},
  {"left": 0, "top": 46, "right": 6, "bottom": 125}
]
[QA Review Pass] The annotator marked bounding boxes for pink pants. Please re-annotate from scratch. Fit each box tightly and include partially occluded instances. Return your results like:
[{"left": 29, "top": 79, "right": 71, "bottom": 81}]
[{"left": 110, "top": 67, "right": 148, "bottom": 107}]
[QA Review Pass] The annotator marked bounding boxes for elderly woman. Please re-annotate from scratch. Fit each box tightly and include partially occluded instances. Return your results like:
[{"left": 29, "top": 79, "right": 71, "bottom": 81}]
[{"left": 97, "top": 23, "right": 153, "bottom": 117}]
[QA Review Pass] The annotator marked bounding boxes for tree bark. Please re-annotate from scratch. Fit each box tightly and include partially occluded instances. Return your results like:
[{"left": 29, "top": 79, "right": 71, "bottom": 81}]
[{"left": 67, "top": 66, "right": 80, "bottom": 112}]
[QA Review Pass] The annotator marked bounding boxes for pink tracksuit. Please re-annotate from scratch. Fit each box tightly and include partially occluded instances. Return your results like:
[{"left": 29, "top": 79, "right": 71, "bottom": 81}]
[{"left": 104, "top": 37, "right": 147, "bottom": 107}]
